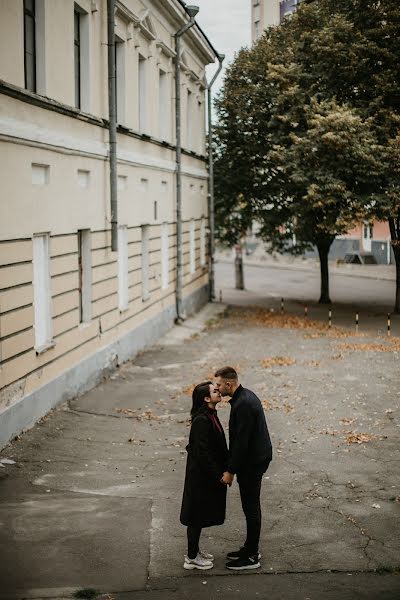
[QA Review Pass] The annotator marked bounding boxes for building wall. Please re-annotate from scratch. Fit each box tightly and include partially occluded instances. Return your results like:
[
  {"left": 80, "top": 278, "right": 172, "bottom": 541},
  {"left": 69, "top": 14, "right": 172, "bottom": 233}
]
[
  {"left": 251, "top": 0, "right": 302, "bottom": 42},
  {"left": 0, "top": 0, "right": 215, "bottom": 447}
]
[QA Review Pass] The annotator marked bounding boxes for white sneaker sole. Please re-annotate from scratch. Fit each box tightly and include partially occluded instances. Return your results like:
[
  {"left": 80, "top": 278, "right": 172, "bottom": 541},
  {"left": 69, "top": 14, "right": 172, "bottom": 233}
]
[
  {"left": 184, "top": 562, "right": 213, "bottom": 570},
  {"left": 226, "top": 562, "right": 261, "bottom": 570}
]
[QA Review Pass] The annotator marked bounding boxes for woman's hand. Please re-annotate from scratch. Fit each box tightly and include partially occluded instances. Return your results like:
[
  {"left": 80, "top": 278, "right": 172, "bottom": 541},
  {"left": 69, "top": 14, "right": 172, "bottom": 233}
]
[{"left": 220, "top": 471, "right": 234, "bottom": 486}]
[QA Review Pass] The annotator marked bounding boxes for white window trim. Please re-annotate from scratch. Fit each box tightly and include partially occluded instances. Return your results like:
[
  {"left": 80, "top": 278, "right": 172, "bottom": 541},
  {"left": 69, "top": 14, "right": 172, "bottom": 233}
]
[
  {"left": 161, "top": 222, "right": 169, "bottom": 289},
  {"left": 141, "top": 225, "right": 150, "bottom": 301},
  {"left": 78, "top": 229, "right": 92, "bottom": 323},
  {"left": 200, "top": 218, "right": 206, "bottom": 267},
  {"left": 139, "top": 54, "right": 147, "bottom": 132},
  {"left": 33, "top": 233, "right": 54, "bottom": 353},
  {"left": 118, "top": 225, "right": 129, "bottom": 311},
  {"left": 189, "top": 220, "right": 195, "bottom": 274}
]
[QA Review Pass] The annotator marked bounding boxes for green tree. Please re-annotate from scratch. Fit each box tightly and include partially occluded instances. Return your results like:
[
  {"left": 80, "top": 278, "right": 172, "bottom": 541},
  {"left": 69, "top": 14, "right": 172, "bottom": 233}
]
[{"left": 214, "top": 0, "right": 400, "bottom": 309}]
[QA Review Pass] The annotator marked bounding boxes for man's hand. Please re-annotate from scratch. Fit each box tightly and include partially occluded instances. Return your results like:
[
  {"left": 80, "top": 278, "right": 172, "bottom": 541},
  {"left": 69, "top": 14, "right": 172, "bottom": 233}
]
[{"left": 220, "top": 471, "right": 234, "bottom": 486}]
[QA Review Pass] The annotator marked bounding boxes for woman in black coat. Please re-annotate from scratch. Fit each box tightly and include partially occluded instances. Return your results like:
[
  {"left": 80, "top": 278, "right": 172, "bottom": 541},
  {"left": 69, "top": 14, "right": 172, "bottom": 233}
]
[{"left": 180, "top": 381, "right": 229, "bottom": 570}]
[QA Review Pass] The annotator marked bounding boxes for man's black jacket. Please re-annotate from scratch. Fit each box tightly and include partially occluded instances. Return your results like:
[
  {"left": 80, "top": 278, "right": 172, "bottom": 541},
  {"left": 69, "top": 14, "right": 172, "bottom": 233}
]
[{"left": 228, "top": 385, "right": 272, "bottom": 474}]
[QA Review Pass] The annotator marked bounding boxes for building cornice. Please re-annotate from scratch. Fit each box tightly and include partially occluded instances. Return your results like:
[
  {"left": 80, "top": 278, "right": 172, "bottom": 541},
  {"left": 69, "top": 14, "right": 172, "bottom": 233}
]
[{"left": 0, "top": 80, "right": 207, "bottom": 164}]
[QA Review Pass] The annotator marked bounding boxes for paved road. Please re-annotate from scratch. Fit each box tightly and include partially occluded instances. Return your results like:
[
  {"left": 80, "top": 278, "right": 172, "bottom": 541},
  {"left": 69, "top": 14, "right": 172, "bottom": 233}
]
[
  {"left": 2, "top": 303, "right": 400, "bottom": 599},
  {"left": 215, "top": 261, "right": 397, "bottom": 311}
]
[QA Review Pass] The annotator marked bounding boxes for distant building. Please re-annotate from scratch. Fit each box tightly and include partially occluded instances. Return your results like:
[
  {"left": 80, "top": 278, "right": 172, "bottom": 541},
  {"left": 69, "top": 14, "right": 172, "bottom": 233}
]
[
  {"left": 0, "top": 0, "right": 217, "bottom": 447},
  {"left": 251, "top": 0, "right": 303, "bottom": 42}
]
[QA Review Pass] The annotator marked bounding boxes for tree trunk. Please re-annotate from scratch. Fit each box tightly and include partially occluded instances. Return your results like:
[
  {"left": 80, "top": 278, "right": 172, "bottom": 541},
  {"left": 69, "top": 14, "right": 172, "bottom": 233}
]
[
  {"left": 389, "top": 217, "right": 400, "bottom": 314},
  {"left": 234, "top": 244, "right": 244, "bottom": 290},
  {"left": 317, "top": 239, "right": 333, "bottom": 304}
]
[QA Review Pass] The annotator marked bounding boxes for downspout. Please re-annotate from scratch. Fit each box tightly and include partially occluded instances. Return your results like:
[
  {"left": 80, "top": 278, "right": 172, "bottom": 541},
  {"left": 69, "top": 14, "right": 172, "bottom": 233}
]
[
  {"left": 207, "top": 54, "right": 224, "bottom": 301},
  {"left": 174, "top": 12, "right": 198, "bottom": 322},
  {"left": 107, "top": 0, "right": 118, "bottom": 251}
]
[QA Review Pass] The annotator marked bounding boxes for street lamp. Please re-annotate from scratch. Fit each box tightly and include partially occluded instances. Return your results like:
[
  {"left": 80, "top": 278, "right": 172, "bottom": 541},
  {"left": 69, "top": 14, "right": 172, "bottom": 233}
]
[
  {"left": 174, "top": 5, "right": 199, "bottom": 323},
  {"left": 207, "top": 53, "right": 225, "bottom": 301}
]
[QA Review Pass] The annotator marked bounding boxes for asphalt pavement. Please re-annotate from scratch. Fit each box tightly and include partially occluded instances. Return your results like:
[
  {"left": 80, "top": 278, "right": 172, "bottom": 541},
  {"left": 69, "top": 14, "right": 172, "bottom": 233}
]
[{"left": 1, "top": 281, "right": 400, "bottom": 599}]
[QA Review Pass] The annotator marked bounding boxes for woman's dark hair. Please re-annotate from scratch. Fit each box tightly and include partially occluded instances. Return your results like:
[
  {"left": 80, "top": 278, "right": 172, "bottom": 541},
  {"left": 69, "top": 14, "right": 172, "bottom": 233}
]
[{"left": 190, "top": 381, "right": 212, "bottom": 418}]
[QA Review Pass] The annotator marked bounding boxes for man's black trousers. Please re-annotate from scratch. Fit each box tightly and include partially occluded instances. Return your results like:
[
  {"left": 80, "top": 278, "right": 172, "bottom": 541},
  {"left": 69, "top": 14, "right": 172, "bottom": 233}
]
[{"left": 237, "top": 464, "right": 268, "bottom": 556}]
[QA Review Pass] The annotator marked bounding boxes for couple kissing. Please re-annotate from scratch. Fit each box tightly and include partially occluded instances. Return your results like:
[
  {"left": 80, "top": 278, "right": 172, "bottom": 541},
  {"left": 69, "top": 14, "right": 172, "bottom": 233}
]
[{"left": 180, "top": 366, "right": 273, "bottom": 571}]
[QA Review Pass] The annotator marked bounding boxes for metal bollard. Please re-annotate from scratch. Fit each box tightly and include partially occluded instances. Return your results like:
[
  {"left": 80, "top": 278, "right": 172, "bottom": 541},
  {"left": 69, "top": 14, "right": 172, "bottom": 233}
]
[
  {"left": 328, "top": 308, "right": 332, "bottom": 329},
  {"left": 356, "top": 312, "right": 359, "bottom": 334},
  {"left": 281, "top": 298, "right": 284, "bottom": 314},
  {"left": 304, "top": 305, "right": 308, "bottom": 318},
  {"left": 388, "top": 313, "right": 391, "bottom": 337}
]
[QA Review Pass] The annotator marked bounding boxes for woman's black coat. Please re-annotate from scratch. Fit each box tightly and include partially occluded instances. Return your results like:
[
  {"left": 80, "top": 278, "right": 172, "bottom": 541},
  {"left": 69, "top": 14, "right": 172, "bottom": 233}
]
[{"left": 180, "top": 409, "right": 228, "bottom": 528}]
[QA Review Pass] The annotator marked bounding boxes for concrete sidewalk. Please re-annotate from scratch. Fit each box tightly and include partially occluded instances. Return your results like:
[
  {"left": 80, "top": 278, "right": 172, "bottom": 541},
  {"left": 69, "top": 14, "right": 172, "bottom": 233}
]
[
  {"left": 216, "top": 250, "right": 397, "bottom": 282},
  {"left": 1, "top": 300, "right": 400, "bottom": 599}
]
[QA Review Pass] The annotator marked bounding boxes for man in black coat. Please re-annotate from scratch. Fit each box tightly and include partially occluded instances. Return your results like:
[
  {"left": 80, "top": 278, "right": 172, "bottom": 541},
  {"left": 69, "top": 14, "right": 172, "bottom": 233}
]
[{"left": 214, "top": 366, "right": 272, "bottom": 570}]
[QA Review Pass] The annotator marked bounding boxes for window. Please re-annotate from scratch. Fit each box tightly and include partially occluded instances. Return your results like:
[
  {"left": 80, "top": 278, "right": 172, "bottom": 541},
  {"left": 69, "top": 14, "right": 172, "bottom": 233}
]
[
  {"left": 161, "top": 223, "right": 169, "bottom": 289},
  {"left": 197, "top": 100, "right": 204, "bottom": 152},
  {"left": 115, "top": 38, "right": 125, "bottom": 122},
  {"left": 32, "top": 163, "right": 49, "bottom": 185},
  {"left": 254, "top": 20, "right": 260, "bottom": 38},
  {"left": 118, "top": 225, "right": 128, "bottom": 311},
  {"left": 363, "top": 223, "right": 373, "bottom": 239},
  {"left": 33, "top": 234, "right": 52, "bottom": 351},
  {"left": 139, "top": 55, "right": 147, "bottom": 131},
  {"left": 189, "top": 220, "right": 195, "bottom": 274},
  {"left": 74, "top": 5, "right": 89, "bottom": 111},
  {"left": 78, "top": 229, "right": 92, "bottom": 323},
  {"left": 200, "top": 218, "right": 206, "bottom": 266},
  {"left": 186, "top": 90, "right": 193, "bottom": 149},
  {"left": 74, "top": 10, "right": 81, "bottom": 108},
  {"left": 159, "top": 69, "right": 169, "bottom": 140},
  {"left": 117, "top": 175, "right": 127, "bottom": 191},
  {"left": 77, "top": 169, "right": 90, "bottom": 188},
  {"left": 141, "top": 225, "right": 150, "bottom": 300},
  {"left": 24, "top": 0, "right": 36, "bottom": 92}
]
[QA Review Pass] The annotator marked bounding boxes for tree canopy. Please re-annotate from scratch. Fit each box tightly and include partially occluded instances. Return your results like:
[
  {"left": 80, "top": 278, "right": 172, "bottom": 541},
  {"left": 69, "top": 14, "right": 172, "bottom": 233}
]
[{"left": 214, "top": 0, "right": 400, "bottom": 309}]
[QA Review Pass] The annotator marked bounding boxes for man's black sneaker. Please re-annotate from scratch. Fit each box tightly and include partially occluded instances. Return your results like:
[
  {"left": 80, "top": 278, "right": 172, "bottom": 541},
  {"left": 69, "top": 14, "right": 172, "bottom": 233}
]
[
  {"left": 226, "top": 554, "right": 261, "bottom": 570},
  {"left": 226, "top": 549, "right": 261, "bottom": 561}
]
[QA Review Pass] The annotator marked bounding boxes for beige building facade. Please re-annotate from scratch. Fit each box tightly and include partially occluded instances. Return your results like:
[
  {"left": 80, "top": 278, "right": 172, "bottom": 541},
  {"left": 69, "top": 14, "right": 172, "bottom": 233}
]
[
  {"left": 0, "top": 0, "right": 217, "bottom": 447},
  {"left": 251, "top": 0, "right": 302, "bottom": 41}
]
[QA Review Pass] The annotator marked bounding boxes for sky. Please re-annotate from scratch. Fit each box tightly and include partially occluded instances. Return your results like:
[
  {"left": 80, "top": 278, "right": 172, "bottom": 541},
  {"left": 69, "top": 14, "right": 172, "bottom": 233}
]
[{"left": 194, "top": 0, "right": 251, "bottom": 95}]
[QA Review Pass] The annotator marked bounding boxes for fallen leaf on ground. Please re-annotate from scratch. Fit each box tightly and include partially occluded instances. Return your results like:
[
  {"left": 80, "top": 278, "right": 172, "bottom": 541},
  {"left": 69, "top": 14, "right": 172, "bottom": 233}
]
[
  {"left": 182, "top": 384, "right": 196, "bottom": 397},
  {"left": 261, "top": 356, "right": 296, "bottom": 368},
  {"left": 345, "top": 432, "right": 378, "bottom": 444},
  {"left": 217, "top": 306, "right": 356, "bottom": 337},
  {"left": 337, "top": 338, "right": 400, "bottom": 353},
  {"left": 135, "top": 410, "right": 160, "bottom": 421},
  {"left": 340, "top": 418, "right": 355, "bottom": 425}
]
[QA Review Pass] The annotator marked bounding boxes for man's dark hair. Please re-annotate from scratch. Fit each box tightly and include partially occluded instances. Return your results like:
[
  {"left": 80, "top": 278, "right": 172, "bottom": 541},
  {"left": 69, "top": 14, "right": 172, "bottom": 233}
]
[{"left": 214, "top": 366, "right": 238, "bottom": 380}]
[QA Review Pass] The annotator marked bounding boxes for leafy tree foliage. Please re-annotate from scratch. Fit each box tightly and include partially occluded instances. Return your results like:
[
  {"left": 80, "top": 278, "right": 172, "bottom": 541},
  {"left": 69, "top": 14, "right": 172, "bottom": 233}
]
[{"left": 214, "top": 0, "right": 400, "bottom": 309}]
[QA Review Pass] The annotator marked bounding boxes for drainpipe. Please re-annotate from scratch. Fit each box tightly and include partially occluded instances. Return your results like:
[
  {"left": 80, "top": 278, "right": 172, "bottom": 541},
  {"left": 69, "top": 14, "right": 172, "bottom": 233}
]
[
  {"left": 174, "top": 5, "right": 199, "bottom": 323},
  {"left": 107, "top": 0, "right": 118, "bottom": 251},
  {"left": 207, "top": 53, "right": 224, "bottom": 301}
]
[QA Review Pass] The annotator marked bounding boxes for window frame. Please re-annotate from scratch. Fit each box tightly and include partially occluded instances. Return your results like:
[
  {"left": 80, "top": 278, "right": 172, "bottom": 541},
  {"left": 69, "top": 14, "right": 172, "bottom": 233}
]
[{"left": 24, "top": 0, "right": 37, "bottom": 92}]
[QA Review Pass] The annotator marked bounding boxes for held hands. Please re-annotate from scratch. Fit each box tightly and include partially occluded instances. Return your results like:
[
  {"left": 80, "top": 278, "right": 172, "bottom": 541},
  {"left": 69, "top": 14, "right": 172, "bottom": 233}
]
[{"left": 220, "top": 471, "right": 234, "bottom": 487}]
